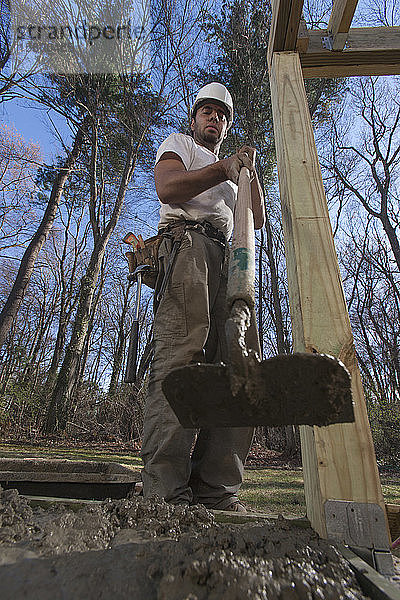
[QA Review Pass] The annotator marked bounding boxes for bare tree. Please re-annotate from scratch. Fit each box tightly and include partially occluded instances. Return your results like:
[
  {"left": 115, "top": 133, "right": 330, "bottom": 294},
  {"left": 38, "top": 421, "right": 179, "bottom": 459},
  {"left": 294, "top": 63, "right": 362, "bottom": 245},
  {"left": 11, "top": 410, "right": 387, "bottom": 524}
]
[
  {"left": 363, "top": 0, "right": 400, "bottom": 26},
  {"left": 44, "top": 193, "right": 90, "bottom": 390},
  {"left": 320, "top": 78, "right": 400, "bottom": 460},
  {"left": 0, "top": 116, "right": 89, "bottom": 347},
  {"left": 42, "top": 72, "right": 161, "bottom": 432},
  {"left": 0, "top": 124, "right": 42, "bottom": 254},
  {"left": 323, "top": 78, "right": 400, "bottom": 272}
]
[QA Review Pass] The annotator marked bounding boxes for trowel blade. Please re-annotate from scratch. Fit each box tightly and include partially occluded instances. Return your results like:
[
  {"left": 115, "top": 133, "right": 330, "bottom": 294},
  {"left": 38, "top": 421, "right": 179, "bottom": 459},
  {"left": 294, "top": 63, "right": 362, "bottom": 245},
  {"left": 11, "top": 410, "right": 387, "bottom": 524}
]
[{"left": 162, "top": 353, "right": 354, "bottom": 428}]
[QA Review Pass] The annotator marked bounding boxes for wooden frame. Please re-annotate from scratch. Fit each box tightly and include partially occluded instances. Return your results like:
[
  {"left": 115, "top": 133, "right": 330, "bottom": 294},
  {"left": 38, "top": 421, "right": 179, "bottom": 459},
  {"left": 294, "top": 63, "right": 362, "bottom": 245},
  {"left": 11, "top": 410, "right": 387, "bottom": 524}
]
[
  {"left": 269, "top": 51, "right": 388, "bottom": 537},
  {"left": 300, "top": 27, "right": 400, "bottom": 78},
  {"left": 327, "top": 0, "right": 359, "bottom": 50},
  {"left": 268, "top": 1, "right": 400, "bottom": 78},
  {"left": 267, "top": 0, "right": 399, "bottom": 545}
]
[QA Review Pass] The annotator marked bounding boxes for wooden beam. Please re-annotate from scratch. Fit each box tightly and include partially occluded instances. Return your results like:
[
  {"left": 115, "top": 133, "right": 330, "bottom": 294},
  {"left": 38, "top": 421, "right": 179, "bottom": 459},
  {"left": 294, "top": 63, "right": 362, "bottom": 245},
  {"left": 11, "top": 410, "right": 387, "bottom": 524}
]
[
  {"left": 267, "top": 0, "right": 304, "bottom": 66},
  {"left": 299, "top": 27, "right": 400, "bottom": 78},
  {"left": 327, "top": 0, "right": 359, "bottom": 49},
  {"left": 269, "top": 51, "right": 389, "bottom": 539},
  {"left": 306, "top": 26, "right": 400, "bottom": 53},
  {"left": 296, "top": 18, "right": 309, "bottom": 53},
  {"left": 301, "top": 49, "right": 400, "bottom": 78}
]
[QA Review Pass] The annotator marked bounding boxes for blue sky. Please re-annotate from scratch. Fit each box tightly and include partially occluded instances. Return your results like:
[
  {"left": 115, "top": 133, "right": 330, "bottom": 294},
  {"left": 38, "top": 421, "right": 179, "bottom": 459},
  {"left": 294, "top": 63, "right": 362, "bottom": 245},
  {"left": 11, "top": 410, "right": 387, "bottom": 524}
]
[{"left": 2, "top": 96, "right": 70, "bottom": 162}]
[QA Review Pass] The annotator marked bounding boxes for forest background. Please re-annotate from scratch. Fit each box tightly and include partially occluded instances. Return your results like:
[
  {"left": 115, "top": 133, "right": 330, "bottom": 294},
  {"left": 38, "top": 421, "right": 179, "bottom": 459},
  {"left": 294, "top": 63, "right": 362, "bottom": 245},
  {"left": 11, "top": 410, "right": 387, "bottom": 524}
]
[{"left": 0, "top": 0, "right": 399, "bottom": 471}]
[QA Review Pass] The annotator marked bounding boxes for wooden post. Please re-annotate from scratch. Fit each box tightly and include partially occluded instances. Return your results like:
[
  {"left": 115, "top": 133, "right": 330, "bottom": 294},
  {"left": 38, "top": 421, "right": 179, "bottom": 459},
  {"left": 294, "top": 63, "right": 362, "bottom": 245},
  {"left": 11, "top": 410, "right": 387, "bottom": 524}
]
[
  {"left": 328, "top": 0, "right": 359, "bottom": 50},
  {"left": 269, "top": 51, "right": 387, "bottom": 537},
  {"left": 267, "top": 0, "right": 304, "bottom": 64}
]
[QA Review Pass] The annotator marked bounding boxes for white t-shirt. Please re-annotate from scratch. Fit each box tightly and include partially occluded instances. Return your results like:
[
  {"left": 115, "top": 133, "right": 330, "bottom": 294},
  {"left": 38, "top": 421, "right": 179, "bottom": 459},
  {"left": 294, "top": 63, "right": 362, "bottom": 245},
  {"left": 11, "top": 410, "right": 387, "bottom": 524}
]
[{"left": 155, "top": 133, "right": 237, "bottom": 239}]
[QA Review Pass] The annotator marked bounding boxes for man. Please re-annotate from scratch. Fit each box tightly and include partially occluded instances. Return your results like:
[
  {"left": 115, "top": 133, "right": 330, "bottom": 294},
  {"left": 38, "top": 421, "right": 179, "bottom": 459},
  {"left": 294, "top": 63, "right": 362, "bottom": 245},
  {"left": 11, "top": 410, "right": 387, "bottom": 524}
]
[{"left": 141, "top": 82, "right": 265, "bottom": 511}]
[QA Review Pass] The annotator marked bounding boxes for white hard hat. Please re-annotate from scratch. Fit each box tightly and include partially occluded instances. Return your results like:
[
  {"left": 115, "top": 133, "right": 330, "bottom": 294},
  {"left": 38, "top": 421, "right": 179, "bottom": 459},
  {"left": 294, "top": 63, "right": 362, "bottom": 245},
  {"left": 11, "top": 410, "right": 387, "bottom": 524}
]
[{"left": 191, "top": 82, "right": 233, "bottom": 129}]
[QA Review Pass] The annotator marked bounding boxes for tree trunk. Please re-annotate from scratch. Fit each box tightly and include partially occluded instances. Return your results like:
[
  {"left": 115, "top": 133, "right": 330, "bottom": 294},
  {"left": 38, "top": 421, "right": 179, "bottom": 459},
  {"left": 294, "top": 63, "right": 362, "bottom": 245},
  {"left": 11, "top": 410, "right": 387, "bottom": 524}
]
[
  {"left": 381, "top": 212, "right": 400, "bottom": 274},
  {"left": 265, "top": 204, "right": 298, "bottom": 457},
  {"left": 79, "top": 264, "right": 106, "bottom": 384},
  {"left": 45, "top": 300, "right": 68, "bottom": 390},
  {"left": 0, "top": 119, "right": 88, "bottom": 348},
  {"left": 22, "top": 301, "right": 54, "bottom": 382},
  {"left": 43, "top": 142, "right": 137, "bottom": 433},
  {"left": 258, "top": 228, "right": 264, "bottom": 358},
  {"left": 45, "top": 208, "right": 84, "bottom": 391},
  {"left": 108, "top": 286, "right": 130, "bottom": 396},
  {"left": 264, "top": 212, "right": 288, "bottom": 355},
  {"left": 43, "top": 244, "right": 108, "bottom": 431}
]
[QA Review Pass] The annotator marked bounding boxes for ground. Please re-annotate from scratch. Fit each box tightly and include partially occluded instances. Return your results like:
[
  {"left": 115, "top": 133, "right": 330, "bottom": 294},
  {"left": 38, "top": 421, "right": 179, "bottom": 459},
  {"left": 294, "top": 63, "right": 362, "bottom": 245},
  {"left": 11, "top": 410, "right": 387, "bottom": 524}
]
[
  {"left": 0, "top": 439, "right": 399, "bottom": 599},
  {"left": 1, "top": 439, "right": 399, "bottom": 517},
  {"left": 0, "top": 487, "right": 373, "bottom": 599}
]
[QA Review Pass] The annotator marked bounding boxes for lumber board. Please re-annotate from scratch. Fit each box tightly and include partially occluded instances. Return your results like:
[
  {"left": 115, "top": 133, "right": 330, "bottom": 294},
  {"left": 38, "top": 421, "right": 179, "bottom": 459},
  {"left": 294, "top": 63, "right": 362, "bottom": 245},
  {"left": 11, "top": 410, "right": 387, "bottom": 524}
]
[
  {"left": 327, "top": 0, "right": 359, "bottom": 49},
  {"left": 269, "top": 51, "right": 388, "bottom": 539},
  {"left": 213, "top": 511, "right": 310, "bottom": 526},
  {"left": 300, "top": 27, "right": 400, "bottom": 78},
  {"left": 301, "top": 51, "right": 400, "bottom": 78},
  {"left": 0, "top": 457, "right": 135, "bottom": 474},
  {"left": 23, "top": 495, "right": 102, "bottom": 510},
  {"left": 267, "top": 0, "right": 304, "bottom": 65},
  {"left": 306, "top": 27, "right": 400, "bottom": 52},
  {"left": 338, "top": 544, "right": 400, "bottom": 600},
  {"left": 0, "top": 471, "right": 140, "bottom": 483},
  {"left": 296, "top": 18, "right": 309, "bottom": 53},
  {"left": 285, "top": 0, "right": 304, "bottom": 51}
]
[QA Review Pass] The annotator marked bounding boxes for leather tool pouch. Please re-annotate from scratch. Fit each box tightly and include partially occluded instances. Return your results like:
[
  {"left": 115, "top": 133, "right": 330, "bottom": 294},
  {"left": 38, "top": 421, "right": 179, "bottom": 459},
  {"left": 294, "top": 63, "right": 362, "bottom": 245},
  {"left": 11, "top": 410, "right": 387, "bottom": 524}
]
[{"left": 126, "top": 234, "right": 163, "bottom": 289}]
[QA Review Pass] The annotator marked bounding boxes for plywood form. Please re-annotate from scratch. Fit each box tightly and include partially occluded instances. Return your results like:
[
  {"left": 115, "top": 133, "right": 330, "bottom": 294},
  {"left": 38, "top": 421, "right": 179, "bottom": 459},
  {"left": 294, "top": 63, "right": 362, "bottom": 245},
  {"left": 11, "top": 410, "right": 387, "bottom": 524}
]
[{"left": 269, "top": 50, "right": 388, "bottom": 538}]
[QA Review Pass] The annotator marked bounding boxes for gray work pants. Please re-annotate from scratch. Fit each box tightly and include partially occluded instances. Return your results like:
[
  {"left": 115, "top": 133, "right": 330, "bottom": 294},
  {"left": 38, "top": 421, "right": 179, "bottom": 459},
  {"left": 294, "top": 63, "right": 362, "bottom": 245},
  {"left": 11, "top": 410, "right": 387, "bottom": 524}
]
[{"left": 140, "top": 228, "right": 254, "bottom": 508}]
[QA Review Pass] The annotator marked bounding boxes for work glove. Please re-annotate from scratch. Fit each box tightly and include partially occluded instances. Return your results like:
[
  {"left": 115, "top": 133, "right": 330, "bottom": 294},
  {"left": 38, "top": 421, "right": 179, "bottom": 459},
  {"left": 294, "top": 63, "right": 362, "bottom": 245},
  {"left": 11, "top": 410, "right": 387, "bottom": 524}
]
[{"left": 221, "top": 146, "right": 256, "bottom": 185}]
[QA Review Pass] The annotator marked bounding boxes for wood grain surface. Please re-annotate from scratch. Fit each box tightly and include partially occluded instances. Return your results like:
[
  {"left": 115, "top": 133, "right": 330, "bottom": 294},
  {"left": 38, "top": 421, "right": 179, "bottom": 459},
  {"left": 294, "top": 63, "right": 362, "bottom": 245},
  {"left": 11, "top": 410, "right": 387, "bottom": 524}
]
[{"left": 269, "top": 50, "right": 388, "bottom": 538}]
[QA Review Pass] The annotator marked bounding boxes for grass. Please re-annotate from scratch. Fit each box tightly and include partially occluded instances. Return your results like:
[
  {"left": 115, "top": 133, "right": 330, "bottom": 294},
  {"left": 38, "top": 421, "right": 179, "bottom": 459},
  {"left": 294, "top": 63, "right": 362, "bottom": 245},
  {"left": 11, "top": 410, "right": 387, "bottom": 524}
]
[
  {"left": 0, "top": 443, "right": 399, "bottom": 518},
  {"left": 0, "top": 443, "right": 142, "bottom": 469},
  {"left": 240, "top": 469, "right": 306, "bottom": 517},
  {"left": 240, "top": 468, "right": 400, "bottom": 517}
]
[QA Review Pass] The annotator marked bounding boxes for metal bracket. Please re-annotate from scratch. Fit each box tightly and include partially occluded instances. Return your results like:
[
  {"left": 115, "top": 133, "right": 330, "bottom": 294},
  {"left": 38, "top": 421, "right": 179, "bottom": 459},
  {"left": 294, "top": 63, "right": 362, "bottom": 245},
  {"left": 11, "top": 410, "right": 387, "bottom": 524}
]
[
  {"left": 322, "top": 35, "right": 334, "bottom": 50},
  {"left": 325, "top": 500, "right": 394, "bottom": 576}
]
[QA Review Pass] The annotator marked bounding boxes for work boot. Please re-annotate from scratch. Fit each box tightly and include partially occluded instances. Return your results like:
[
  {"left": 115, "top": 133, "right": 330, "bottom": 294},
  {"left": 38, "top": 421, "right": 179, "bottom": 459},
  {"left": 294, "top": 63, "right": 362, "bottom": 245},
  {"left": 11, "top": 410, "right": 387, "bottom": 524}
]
[
  {"left": 224, "top": 501, "right": 247, "bottom": 513},
  {"left": 210, "top": 500, "right": 247, "bottom": 513}
]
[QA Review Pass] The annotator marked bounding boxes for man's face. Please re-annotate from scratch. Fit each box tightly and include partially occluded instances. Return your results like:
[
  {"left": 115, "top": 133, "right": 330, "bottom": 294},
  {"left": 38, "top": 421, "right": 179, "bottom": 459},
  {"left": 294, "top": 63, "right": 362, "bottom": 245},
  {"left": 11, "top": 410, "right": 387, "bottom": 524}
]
[{"left": 191, "top": 102, "right": 228, "bottom": 150}]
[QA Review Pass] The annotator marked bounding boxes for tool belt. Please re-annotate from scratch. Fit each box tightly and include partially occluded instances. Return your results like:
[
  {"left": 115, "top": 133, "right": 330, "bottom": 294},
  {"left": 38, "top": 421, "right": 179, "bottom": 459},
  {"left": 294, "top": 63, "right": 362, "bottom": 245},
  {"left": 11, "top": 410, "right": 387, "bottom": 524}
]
[
  {"left": 158, "top": 219, "right": 226, "bottom": 248},
  {"left": 126, "top": 220, "right": 226, "bottom": 289},
  {"left": 126, "top": 234, "right": 162, "bottom": 289}
]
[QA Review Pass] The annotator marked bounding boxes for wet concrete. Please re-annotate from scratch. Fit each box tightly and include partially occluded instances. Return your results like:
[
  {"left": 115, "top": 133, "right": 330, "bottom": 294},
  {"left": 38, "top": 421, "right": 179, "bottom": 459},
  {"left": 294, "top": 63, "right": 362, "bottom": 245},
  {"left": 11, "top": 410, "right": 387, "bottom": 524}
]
[{"left": 0, "top": 485, "right": 370, "bottom": 599}]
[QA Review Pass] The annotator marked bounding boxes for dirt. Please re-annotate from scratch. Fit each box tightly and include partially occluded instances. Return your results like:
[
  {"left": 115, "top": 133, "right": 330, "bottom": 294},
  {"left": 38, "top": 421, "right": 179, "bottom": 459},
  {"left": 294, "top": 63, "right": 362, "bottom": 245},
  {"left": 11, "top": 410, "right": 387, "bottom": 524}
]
[{"left": 0, "top": 485, "right": 373, "bottom": 599}]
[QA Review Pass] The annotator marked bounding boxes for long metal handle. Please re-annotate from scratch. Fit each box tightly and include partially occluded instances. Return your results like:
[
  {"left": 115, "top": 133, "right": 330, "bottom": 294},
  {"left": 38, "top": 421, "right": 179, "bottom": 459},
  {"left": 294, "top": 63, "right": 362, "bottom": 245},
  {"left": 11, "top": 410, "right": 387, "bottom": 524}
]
[
  {"left": 125, "top": 273, "right": 142, "bottom": 383},
  {"left": 156, "top": 239, "right": 180, "bottom": 303}
]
